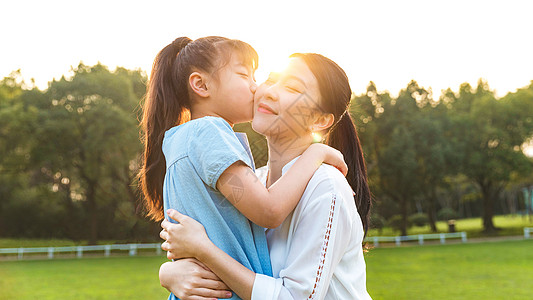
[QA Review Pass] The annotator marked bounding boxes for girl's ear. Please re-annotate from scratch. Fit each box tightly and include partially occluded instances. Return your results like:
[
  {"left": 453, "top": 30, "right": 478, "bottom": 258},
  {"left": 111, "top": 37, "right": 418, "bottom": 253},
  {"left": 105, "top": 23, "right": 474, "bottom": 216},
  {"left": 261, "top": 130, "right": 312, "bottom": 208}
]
[
  {"left": 311, "top": 113, "right": 335, "bottom": 132},
  {"left": 189, "top": 72, "right": 210, "bottom": 98}
]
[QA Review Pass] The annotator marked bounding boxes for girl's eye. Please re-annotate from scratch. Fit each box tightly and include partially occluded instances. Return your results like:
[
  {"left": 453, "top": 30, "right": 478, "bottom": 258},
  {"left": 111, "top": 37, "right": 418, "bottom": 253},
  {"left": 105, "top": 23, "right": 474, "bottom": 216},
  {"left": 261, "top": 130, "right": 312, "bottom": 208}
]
[{"left": 237, "top": 73, "right": 249, "bottom": 78}]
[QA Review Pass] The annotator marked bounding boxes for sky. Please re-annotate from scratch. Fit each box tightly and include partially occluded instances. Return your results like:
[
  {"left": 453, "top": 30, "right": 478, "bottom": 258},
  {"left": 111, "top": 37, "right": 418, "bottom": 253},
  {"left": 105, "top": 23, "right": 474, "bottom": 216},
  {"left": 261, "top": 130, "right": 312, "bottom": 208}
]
[{"left": 2, "top": 0, "right": 532, "bottom": 100}]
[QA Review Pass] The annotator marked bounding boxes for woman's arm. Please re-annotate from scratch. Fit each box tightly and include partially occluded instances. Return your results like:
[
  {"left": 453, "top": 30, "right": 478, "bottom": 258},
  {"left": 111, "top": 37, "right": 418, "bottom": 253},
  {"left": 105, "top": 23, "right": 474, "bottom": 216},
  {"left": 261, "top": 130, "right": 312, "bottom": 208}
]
[
  {"left": 251, "top": 190, "right": 355, "bottom": 300},
  {"left": 217, "top": 143, "right": 347, "bottom": 228},
  {"left": 159, "top": 258, "right": 233, "bottom": 300},
  {"left": 162, "top": 190, "right": 357, "bottom": 300},
  {"left": 161, "top": 209, "right": 259, "bottom": 300}
]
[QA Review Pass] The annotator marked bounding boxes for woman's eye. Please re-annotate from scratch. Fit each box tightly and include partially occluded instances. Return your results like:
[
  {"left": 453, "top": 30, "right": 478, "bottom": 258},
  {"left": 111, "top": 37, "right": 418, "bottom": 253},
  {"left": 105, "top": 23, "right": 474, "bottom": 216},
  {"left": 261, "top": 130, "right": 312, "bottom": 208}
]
[
  {"left": 286, "top": 86, "right": 302, "bottom": 93},
  {"left": 238, "top": 73, "right": 249, "bottom": 78}
]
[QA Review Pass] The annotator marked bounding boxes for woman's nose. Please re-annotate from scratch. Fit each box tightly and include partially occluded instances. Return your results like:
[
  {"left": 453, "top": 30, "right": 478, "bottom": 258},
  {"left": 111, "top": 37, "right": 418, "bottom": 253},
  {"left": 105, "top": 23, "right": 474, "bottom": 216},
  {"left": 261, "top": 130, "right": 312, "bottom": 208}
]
[
  {"left": 250, "top": 81, "right": 257, "bottom": 93},
  {"left": 264, "top": 85, "right": 278, "bottom": 102}
]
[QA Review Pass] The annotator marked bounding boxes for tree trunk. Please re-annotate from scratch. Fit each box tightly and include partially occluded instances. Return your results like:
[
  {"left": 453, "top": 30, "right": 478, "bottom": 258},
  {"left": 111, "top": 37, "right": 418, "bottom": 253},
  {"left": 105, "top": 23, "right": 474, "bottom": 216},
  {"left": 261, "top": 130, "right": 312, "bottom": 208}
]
[
  {"left": 427, "top": 189, "right": 438, "bottom": 232},
  {"left": 86, "top": 181, "right": 98, "bottom": 245},
  {"left": 400, "top": 197, "right": 408, "bottom": 236},
  {"left": 62, "top": 182, "right": 78, "bottom": 241},
  {"left": 479, "top": 181, "right": 497, "bottom": 234}
]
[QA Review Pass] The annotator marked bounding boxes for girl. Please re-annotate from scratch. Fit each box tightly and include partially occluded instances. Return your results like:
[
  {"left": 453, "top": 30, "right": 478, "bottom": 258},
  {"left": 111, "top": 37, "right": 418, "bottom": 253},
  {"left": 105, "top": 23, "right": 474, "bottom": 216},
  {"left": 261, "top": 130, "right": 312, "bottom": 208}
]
[
  {"left": 138, "top": 37, "right": 348, "bottom": 300},
  {"left": 159, "top": 53, "right": 373, "bottom": 300}
]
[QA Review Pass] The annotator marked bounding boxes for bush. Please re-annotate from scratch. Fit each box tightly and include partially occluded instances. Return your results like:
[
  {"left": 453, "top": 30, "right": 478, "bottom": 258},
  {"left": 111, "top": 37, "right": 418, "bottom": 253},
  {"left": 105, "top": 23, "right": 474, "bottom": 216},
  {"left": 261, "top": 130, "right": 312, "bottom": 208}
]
[
  {"left": 437, "top": 207, "right": 458, "bottom": 221},
  {"left": 409, "top": 213, "right": 429, "bottom": 227},
  {"left": 370, "top": 214, "right": 386, "bottom": 232},
  {"left": 387, "top": 214, "right": 412, "bottom": 232}
]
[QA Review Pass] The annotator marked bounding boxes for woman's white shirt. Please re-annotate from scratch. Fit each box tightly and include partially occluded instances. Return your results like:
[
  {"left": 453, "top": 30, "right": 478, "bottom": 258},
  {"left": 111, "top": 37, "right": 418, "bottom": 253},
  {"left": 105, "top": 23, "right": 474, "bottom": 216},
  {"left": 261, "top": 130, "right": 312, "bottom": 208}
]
[{"left": 251, "top": 157, "right": 372, "bottom": 300}]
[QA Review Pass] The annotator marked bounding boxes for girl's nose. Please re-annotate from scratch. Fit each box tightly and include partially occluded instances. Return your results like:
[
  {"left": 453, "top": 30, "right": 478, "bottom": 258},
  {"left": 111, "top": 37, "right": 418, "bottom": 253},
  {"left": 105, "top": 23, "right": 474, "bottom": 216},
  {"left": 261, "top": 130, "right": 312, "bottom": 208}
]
[{"left": 250, "top": 82, "right": 257, "bottom": 93}]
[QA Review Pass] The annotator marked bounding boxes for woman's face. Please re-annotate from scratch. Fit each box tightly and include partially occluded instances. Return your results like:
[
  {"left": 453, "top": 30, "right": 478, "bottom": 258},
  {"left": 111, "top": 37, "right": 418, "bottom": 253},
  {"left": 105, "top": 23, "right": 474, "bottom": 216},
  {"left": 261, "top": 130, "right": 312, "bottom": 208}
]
[{"left": 252, "top": 57, "right": 323, "bottom": 145}]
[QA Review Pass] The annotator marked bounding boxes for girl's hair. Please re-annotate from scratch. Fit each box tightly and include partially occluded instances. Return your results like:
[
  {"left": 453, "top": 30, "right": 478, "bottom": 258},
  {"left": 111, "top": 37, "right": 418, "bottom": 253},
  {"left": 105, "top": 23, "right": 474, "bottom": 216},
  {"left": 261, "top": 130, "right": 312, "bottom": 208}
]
[
  {"left": 138, "top": 36, "right": 258, "bottom": 221},
  {"left": 290, "top": 53, "right": 372, "bottom": 238}
]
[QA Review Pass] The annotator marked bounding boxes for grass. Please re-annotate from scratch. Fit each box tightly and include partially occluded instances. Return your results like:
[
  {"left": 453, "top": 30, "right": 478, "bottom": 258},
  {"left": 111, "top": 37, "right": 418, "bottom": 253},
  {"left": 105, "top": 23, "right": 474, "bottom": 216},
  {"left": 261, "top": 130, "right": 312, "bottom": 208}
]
[
  {"left": 365, "top": 239, "right": 533, "bottom": 299},
  {"left": 368, "top": 214, "right": 533, "bottom": 238},
  {"left": 0, "top": 255, "right": 170, "bottom": 299},
  {"left": 1, "top": 239, "right": 532, "bottom": 299}
]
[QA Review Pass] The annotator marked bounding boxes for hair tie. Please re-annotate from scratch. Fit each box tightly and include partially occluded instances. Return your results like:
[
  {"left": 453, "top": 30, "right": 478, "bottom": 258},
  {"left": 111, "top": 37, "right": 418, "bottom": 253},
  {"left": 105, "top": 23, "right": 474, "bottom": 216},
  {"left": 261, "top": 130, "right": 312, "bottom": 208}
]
[{"left": 171, "top": 37, "right": 192, "bottom": 53}]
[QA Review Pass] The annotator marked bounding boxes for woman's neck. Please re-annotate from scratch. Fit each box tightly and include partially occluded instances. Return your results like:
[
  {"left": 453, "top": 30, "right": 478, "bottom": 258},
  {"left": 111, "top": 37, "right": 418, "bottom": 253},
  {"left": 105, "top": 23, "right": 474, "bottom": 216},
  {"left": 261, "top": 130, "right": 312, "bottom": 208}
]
[{"left": 265, "top": 136, "right": 313, "bottom": 188}]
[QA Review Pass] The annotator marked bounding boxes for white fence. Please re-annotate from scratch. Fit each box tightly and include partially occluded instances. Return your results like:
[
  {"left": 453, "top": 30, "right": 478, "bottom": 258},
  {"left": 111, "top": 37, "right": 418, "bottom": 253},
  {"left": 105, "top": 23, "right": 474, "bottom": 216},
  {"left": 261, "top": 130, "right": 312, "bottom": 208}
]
[
  {"left": 3, "top": 229, "right": 528, "bottom": 259},
  {"left": 0, "top": 243, "right": 162, "bottom": 260},
  {"left": 364, "top": 232, "right": 467, "bottom": 247},
  {"left": 525, "top": 227, "right": 533, "bottom": 239}
]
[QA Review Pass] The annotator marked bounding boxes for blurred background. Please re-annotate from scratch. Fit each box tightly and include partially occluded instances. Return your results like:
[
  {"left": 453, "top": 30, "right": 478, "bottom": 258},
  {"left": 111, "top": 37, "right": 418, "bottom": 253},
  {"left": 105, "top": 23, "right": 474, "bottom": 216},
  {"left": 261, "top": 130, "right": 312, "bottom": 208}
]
[{"left": 1, "top": 0, "right": 532, "bottom": 299}]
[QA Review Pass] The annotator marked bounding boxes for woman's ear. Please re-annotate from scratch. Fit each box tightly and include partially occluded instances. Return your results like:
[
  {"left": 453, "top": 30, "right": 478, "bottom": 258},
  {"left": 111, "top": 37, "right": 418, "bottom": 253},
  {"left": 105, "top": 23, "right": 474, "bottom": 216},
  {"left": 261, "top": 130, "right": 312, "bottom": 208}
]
[
  {"left": 189, "top": 72, "right": 210, "bottom": 98},
  {"left": 311, "top": 113, "right": 335, "bottom": 132}
]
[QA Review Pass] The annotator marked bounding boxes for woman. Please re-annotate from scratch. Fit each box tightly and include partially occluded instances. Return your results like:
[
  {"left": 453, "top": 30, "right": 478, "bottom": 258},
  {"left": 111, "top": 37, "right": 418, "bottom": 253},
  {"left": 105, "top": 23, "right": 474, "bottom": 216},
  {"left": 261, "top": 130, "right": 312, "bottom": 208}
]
[{"left": 160, "top": 53, "right": 372, "bottom": 300}]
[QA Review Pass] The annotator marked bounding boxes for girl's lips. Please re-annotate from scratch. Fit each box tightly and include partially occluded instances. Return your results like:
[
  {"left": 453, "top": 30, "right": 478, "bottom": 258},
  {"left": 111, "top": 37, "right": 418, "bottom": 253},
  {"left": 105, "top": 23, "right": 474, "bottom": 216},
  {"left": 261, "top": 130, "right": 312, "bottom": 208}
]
[{"left": 257, "top": 103, "right": 277, "bottom": 115}]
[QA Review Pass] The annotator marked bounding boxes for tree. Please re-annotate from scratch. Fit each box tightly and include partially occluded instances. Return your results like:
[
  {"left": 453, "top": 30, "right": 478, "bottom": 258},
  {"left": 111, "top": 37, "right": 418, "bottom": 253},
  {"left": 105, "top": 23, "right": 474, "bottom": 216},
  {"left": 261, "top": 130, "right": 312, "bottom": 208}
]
[
  {"left": 34, "top": 63, "right": 146, "bottom": 244},
  {"left": 448, "top": 80, "right": 533, "bottom": 233}
]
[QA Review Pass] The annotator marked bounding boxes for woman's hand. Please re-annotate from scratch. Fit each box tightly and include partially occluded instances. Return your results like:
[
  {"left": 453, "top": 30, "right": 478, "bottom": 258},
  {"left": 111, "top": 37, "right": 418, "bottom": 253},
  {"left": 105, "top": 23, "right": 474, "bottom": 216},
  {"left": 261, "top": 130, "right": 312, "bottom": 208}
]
[
  {"left": 306, "top": 143, "right": 348, "bottom": 176},
  {"left": 159, "top": 258, "right": 233, "bottom": 300},
  {"left": 160, "top": 209, "right": 211, "bottom": 260}
]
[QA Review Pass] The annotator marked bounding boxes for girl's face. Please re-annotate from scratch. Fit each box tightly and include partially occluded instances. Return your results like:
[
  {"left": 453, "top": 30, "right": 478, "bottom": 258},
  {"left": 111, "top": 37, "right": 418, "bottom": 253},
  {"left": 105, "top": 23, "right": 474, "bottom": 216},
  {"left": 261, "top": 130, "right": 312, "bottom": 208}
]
[
  {"left": 209, "top": 54, "right": 257, "bottom": 125},
  {"left": 252, "top": 57, "right": 323, "bottom": 144}
]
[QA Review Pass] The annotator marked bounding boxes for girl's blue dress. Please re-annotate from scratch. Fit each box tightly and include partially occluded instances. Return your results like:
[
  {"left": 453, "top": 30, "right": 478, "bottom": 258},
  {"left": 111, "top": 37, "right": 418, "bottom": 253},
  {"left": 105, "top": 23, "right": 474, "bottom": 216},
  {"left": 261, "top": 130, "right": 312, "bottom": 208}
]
[{"left": 162, "top": 116, "right": 272, "bottom": 300}]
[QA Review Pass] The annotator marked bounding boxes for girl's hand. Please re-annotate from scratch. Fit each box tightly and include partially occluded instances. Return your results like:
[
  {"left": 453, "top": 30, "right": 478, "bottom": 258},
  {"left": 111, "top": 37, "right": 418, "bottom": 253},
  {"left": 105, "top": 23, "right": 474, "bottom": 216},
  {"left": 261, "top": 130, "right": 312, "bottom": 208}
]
[
  {"left": 160, "top": 209, "right": 211, "bottom": 260},
  {"left": 306, "top": 143, "right": 348, "bottom": 176},
  {"left": 159, "top": 258, "right": 233, "bottom": 300}
]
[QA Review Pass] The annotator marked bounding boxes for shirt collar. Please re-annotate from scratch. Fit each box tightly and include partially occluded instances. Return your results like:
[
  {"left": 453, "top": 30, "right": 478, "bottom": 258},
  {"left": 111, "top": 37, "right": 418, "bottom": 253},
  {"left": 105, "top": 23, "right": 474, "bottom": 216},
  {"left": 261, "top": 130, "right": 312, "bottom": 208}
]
[
  {"left": 281, "top": 155, "right": 302, "bottom": 175},
  {"left": 261, "top": 155, "right": 302, "bottom": 186}
]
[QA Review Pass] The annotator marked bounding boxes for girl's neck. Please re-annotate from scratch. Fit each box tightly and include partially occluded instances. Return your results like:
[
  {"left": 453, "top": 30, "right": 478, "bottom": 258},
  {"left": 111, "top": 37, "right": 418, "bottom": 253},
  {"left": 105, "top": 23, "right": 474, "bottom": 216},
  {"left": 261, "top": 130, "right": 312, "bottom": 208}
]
[
  {"left": 265, "top": 136, "right": 313, "bottom": 188},
  {"left": 190, "top": 106, "right": 233, "bottom": 127}
]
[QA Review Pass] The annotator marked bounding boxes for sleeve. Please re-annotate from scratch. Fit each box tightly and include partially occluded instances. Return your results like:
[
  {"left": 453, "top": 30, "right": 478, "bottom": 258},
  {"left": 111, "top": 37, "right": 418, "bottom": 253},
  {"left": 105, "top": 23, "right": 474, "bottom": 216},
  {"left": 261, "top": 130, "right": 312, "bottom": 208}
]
[
  {"left": 251, "top": 192, "right": 353, "bottom": 300},
  {"left": 187, "top": 118, "right": 253, "bottom": 190}
]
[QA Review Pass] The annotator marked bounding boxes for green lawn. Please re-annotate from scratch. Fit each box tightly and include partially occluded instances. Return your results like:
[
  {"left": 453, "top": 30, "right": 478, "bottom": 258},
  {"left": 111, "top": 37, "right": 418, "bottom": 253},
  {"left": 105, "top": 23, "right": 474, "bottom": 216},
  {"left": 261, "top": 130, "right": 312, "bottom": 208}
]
[
  {"left": 1, "top": 239, "right": 532, "bottom": 299},
  {"left": 0, "top": 256, "right": 170, "bottom": 299},
  {"left": 366, "top": 239, "right": 533, "bottom": 299},
  {"left": 368, "top": 214, "right": 533, "bottom": 238}
]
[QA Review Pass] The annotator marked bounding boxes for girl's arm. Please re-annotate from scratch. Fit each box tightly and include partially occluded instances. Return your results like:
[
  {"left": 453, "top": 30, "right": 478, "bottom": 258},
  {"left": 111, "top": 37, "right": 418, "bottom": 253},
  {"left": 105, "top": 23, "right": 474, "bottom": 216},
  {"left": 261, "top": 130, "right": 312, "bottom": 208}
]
[
  {"left": 159, "top": 258, "right": 233, "bottom": 300},
  {"left": 216, "top": 143, "right": 347, "bottom": 228}
]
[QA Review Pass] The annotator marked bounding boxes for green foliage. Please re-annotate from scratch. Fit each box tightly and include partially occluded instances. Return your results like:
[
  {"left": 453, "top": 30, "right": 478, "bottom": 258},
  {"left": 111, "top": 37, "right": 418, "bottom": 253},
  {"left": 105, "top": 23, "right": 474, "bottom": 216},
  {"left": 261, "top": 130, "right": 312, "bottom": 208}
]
[
  {"left": 1, "top": 64, "right": 533, "bottom": 243},
  {"left": 0, "top": 64, "right": 159, "bottom": 243},
  {"left": 437, "top": 207, "right": 459, "bottom": 221},
  {"left": 387, "top": 214, "right": 412, "bottom": 232},
  {"left": 409, "top": 213, "right": 429, "bottom": 227},
  {"left": 370, "top": 214, "right": 386, "bottom": 231},
  {"left": 352, "top": 79, "right": 533, "bottom": 235}
]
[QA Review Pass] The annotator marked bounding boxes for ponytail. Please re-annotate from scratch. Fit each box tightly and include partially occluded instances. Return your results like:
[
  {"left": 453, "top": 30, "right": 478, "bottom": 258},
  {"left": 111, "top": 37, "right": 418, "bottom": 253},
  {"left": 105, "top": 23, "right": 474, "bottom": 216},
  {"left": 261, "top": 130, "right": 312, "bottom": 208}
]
[
  {"left": 139, "top": 37, "right": 192, "bottom": 221},
  {"left": 325, "top": 112, "right": 372, "bottom": 238},
  {"left": 138, "top": 37, "right": 259, "bottom": 221},
  {"left": 290, "top": 52, "right": 372, "bottom": 239}
]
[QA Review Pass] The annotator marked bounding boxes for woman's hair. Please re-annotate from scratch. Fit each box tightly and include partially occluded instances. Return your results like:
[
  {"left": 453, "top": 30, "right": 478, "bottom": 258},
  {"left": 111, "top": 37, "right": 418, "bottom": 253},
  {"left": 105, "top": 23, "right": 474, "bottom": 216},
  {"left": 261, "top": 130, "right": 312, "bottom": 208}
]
[
  {"left": 138, "top": 36, "right": 258, "bottom": 221},
  {"left": 290, "top": 53, "right": 372, "bottom": 238}
]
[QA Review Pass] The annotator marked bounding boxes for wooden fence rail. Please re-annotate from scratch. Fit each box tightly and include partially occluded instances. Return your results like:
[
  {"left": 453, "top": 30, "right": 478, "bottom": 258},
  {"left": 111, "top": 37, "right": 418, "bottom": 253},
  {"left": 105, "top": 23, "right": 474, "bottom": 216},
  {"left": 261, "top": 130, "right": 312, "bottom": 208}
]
[
  {"left": 0, "top": 243, "right": 162, "bottom": 260},
  {"left": 364, "top": 232, "right": 467, "bottom": 247}
]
